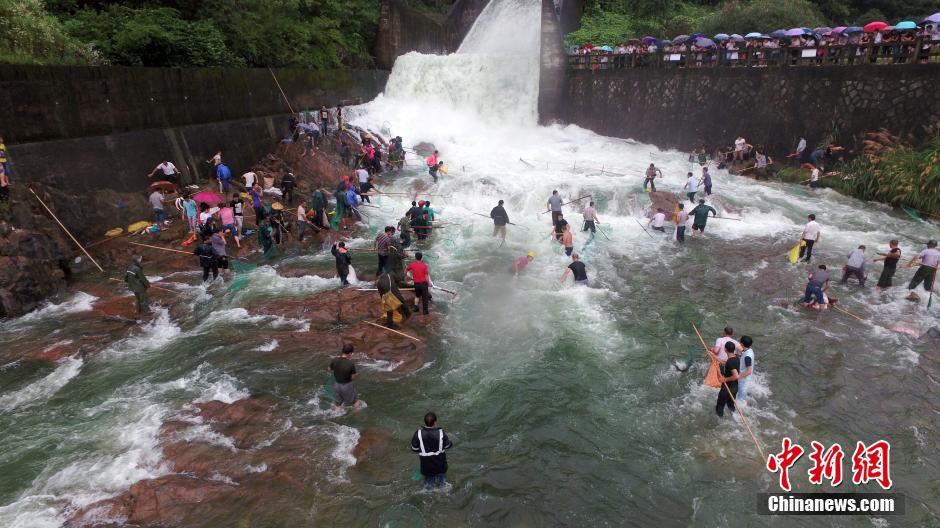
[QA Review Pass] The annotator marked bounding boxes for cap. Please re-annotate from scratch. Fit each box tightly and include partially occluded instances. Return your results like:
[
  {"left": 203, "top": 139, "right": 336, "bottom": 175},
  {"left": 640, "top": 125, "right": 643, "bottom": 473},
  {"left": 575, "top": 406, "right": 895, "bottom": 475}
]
[{"left": 418, "top": 200, "right": 425, "bottom": 206}]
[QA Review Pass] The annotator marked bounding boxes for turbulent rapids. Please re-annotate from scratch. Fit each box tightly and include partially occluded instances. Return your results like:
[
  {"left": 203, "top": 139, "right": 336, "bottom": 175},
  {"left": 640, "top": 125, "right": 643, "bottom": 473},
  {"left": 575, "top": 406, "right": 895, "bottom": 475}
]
[{"left": 1, "top": 0, "right": 939, "bottom": 526}]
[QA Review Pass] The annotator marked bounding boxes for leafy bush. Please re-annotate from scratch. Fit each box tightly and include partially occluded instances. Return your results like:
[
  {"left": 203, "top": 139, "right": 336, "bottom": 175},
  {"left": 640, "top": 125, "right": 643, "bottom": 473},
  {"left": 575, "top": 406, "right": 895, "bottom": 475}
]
[
  {"left": 0, "top": 0, "right": 94, "bottom": 65},
  {"left": 698, "top": 0, "right": 825, "bottom": 36}
]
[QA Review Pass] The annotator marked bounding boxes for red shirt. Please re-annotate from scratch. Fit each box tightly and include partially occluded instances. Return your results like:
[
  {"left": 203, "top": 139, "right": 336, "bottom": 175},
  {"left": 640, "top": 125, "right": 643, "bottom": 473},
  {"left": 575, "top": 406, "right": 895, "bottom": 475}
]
[{"left": 406, "top": 261, "right": 430, "bottom": 284}]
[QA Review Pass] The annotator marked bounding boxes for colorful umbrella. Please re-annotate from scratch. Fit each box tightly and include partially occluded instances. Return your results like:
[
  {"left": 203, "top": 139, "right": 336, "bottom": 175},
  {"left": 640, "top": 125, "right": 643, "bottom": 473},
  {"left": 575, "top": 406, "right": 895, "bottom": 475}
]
[
  {"left": 148, "top": 181, "right": 176, "bottom": 193},
  {"left": 770, "top": 29, "right": 787, "bottom": 38},
  {"left": 895, "top": 21, "right": 918, "bottom": 30},
  {"left": 730, "top": 34, "right": 745, "bottom": 42},
  {"left": 642, "top": 36, "right": 661, "bottom": 45},
  {"left": 694, "top": 37, "right": 716, "bottom": 48},
  {"left": 192, "top": 191, "right": 223, "bottom": 206},
  {"left": 832, "top": 26, "right": 847, "bottom": 34},
  {"left": 843, "top": 26, "right": 863, "bottom": 34},
  {"left": 923, "top": 13, "right": 940, "bottom": 23},
  {"left": 863, "top": 21, "right": 888, "bottom": 32},
  {"left": 744, "top": 32, "right": 763, "bottom": 39},
  {"left": 714, "top": 33, "right": 730, "bottom": 40},
  {"left": 814, "top": 27, "right": 832, "bottom": 34}
]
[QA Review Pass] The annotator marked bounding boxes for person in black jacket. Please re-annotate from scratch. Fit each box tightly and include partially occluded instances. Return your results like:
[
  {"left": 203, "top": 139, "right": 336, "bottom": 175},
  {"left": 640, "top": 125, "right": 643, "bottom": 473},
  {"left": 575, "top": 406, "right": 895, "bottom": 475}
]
[
  {"left": 194, "top": 235, "right": 219, "bottom": 282},
  {"left": 410, "top": 412, "right": 453, "bottom": 489},
  {"left": 331, "top": 242, "right": 352, "bottom": 286},
  {"left": 377, "top": 270, "right": 410, "bottom": 327},
  {"left": 281, "top": 172, "right": 296, "bottom": 204},
  {"left": 490, "top": 199, "right": 509, "bottom": 242}
]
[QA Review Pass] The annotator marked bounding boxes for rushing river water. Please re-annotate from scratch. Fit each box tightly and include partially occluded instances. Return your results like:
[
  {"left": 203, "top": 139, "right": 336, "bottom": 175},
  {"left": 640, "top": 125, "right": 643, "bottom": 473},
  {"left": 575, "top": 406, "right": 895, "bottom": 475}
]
[{"left": 2, "top": 0, "right": 939, "bottom": 526}]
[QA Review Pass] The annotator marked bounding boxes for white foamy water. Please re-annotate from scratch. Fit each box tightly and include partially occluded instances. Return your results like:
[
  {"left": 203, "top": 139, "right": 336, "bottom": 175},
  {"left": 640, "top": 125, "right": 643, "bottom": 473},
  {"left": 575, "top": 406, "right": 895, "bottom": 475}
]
[
  {"left": 1, "top": 292, "right": 97, "bottom": 330},
  {"left": 0, "top": 357, "right": 83, "bottom": 412}
]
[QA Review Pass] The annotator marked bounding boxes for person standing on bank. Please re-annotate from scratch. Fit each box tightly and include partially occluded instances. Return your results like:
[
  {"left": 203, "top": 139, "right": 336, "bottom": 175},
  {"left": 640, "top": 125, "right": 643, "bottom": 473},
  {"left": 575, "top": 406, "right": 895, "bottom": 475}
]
[
  {"left": 582, "top": 201, "right": 599, "bottom": 234},
  {"left": 906, "top": 239, "right": 940, "bottom": 293},
  {"left": 547, "top": 190, "right": 563, "bottom": 227},
  {"left": 490, "top": 200, "right": 509, "bottom": 242},
  {"left": 411, "top": 412, "right": 453, "bottom": 489},
  {"left": 873, "top": 240, "right": 901, "bottom": 291},
  {"left": 148, "top": 160, "right": 182, "bottom": 190},
  {"left": 125, "top": 254, "right": 150, "bottom": 316},
  {"left": 405, "top": 251, "right": 433, "bottom": 315},
  {"left": 798, "top": 214, "right": 821, "bottom": 262},
  {"left": 195, "top": 235, "right": 219, "bottom": 282},
  {"left": 296, "top": 199, "right": 308, "bottom": 242},
  {"left": 329, "top": 344, "right": 363, "bottom": 411}
]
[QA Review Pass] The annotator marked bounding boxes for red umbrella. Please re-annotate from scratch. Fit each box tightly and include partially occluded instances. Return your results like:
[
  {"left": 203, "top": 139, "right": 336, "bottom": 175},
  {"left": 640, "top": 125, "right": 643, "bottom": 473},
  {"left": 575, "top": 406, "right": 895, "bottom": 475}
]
[
  {"left": 192, "top": 191, "right": 223, "bottom": 205},
  {"left": 863, "top": 21, "right": 888, "bottom": 32},
  {"left": 148, "top": 180, "right": 177, "bottom": 193}
]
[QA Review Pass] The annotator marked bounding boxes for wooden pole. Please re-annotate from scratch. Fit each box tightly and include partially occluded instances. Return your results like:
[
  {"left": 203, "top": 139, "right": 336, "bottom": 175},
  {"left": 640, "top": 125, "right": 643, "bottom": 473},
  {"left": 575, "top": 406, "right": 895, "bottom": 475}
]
[
  {"left": 357, "top": 288, "right": 415, "bottom": 291},
  {"left": 692, "top": 323, "right": 766, "bottom": 462},
  {"left": 539, "top": 195, "right": 592, "bottom": 215},
  {"left": 832, "top": 304, "right": 864, "bottom": 321},
  {"left": 127, "top": 241, "right": 192, "bottom": 256},
  {"left": 109, "top": 277, "right": 179, "bottom": 294},
  {"left": 268, "top": 67, "right": 295, "bottom": 114},
  {"left": 28, "top": 187, "right": 105, "bottom": 272},
  {"left": 432, "top": 286, "right": 458, "bottom": 296},
  {"left": 364, "top": 320, "right": 422, "bottom": 343},
  {"left": 634, "top": 218, "right": 654, "bottom": 239}
]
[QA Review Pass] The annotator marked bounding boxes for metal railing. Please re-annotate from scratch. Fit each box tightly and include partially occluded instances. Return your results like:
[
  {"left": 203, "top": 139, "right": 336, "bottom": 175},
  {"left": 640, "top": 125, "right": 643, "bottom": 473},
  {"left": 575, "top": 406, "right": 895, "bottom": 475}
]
[{"left": 568, "top": 40, "right": 940, "bottom": 70}]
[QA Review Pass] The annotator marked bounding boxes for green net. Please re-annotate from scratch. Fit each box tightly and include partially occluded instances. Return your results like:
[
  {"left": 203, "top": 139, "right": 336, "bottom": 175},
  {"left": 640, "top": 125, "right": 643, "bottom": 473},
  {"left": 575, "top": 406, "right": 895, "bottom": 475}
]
[
  {"left": 228, "top": 259, "right": 258, "bottom": 292},
  {"left": 670, "top": 301, "right": 704, "bottom": 334}
]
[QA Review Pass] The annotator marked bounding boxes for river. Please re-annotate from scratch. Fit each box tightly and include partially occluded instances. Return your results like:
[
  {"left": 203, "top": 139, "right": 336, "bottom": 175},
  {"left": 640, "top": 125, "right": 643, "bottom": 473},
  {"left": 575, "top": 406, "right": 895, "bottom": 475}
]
[{"left": 1, "top": 0, "right": 938, "bottom": 526}]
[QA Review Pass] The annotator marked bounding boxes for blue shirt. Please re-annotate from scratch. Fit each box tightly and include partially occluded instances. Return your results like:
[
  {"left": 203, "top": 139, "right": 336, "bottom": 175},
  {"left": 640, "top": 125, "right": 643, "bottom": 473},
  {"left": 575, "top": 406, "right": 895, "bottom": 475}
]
[
  {"left": 702, "top": 173, "right": 712, "bottom": 186},
  {"left": 216, "top": 164, "right": 231, "bottom": 180},
  {"left": 345, "top": 188, "right": 358, "bottom": 206},
  {"left": 184, "top": 199, "right": 197, "bottom": 218}
]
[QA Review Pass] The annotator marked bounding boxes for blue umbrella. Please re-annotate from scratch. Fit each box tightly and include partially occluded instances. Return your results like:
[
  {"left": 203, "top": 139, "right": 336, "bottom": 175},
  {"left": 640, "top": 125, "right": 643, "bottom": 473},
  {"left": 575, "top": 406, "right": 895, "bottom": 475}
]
[
  {"left": 843, "top": 26, "right": 863, "bottom": 34},
  {"left": 730, "top": 34, "right": 745, "bottom": 42},
  {"left": 597, "top": 45, "right": 613, "bottom": 52},
  {"left": 895, "top": 20, "right": 917, "bottom": 30},
  {"left": 673, "top": 34, "right": 690, "bottom": 43},
  {"left": 714, "top": 33, "right": 730, "bottom": 40},
  {"left": 785, "top": 28, "right": 806, "bottom": 37},
  {"left": 770, "top": 29, "right": 786, "bottom": 38},
  {"left": 814, "top": 27, "right": 832, "bottom": 34},
  {"left": 642, "top": 36, "right": 662, "bottom": 45},
  {"left": 744, "top": 32, "right": 763, "bottom": 39}
]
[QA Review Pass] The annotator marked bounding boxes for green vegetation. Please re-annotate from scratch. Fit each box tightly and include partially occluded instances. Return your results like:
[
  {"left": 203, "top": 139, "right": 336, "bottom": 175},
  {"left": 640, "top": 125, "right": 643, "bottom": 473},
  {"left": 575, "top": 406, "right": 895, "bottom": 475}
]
[
  {"left": 831, "top": 135, "right": 940, "bottom": 217},
  {"left": 568, "top": 0, "right": 940, "bottom": 46},
  {"left": 0, "top": 0, "right": 390, "bottom": 68}
]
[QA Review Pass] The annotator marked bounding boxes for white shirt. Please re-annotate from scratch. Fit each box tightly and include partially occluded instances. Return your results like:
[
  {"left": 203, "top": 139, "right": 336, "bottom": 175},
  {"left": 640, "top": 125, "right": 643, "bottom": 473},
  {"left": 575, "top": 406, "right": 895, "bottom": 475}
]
[
  {"left": 297, "top": 205, "right": 306, "bottom": 222},
  {"left": 919, "top": 248, "right": 940, "bottom": 268},
  {"left": 243, "top": 172, "right": 257, "bottom": 188},
  {"left": 803, "top": 220, "right": 821, "bottom": 241},
  {"left": 652, "top": 212, "right": 666, "bottom": 228},
  {"left": 356, "top": 169, "right": 369, "bottom": 184},
  {"left": 212, "top": 153, "right": 222, "bottom": 165},
  {"left": 199, "top": 211, "right": 212, "bottom": 225},
  {"left": 687, "top": 176, "right": 699, "bottom": 192},
  {"left": 797, "top": 138, "right": 807, "bottom": 153},
  {"left": 734, "top": 138, "right": 746, "bottom": 151},
  {"left": 156, "top": 162, "right": 177, "bottom": 175},
  {"left": 811, "top": 168, "right": 820, "bottom": 181},
  {"left": 714, "top": 337, "right": 741, "bottom": 363}
]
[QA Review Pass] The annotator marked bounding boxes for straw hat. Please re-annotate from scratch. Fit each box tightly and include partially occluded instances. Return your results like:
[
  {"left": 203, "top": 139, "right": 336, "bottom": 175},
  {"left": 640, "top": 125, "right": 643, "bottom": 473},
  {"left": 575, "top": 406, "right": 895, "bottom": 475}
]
[{"left": 271, "top": 202, "right": 284, "bottom": 211}]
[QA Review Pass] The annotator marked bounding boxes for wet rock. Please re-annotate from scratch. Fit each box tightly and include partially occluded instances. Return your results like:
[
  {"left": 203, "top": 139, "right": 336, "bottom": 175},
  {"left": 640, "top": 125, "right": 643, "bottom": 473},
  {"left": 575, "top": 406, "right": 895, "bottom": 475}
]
[
  {"left": 352, "top": 427, "right": 395, "bottom": 462},
  {"left": 193, "top": 398, "right": 282, "bottom": 449},
  {"left": 647, "top": 191, "right": 679, "bottom": 216},
  {"left": 412, "top": 142, "right": 436, "bottom": 156}
]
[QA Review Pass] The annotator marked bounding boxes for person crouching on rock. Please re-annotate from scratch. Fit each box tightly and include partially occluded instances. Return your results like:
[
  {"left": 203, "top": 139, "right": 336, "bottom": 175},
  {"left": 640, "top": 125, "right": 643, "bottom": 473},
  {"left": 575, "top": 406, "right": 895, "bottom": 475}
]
[
  {"left": 410, "top": 412, "right": 453, "bottom": 490},
  {"left": 329, "top": 344, "right": 363, "bottom": 411},
  {"left": 377, "top": 270, "right": 410, "bottom": 328}
]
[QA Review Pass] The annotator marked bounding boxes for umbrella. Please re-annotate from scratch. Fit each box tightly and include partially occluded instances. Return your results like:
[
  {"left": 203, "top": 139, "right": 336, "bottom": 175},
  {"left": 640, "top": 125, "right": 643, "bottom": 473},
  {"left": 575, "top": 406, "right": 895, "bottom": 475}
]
[
  {"left": 642, "top": 36, "right": 661, "bottom": 45},
  {"left": 770, "top": 29, "right": 786, "bottom": 38},
  {"left": 784, "top": 28, "right": 806, "bottom": 37},
  {"left": 923, "top": 13, "right": 940, "bottom": 23},
  {"left": 673, "top": 34, "right": 690, "bottom": 43},
  {"left": 744, "top": 32, "right": 763, "bottom": 39},
  {"left": 730, "top": 34, "right": 745, "bottom": 42},
  {"left": 148, "top": 180, "right": 176, "bottom": 193},
  {"left": 832, "top": 26, "right": 847, "bottom": 34},
  {"left": 814, "top": 27, "right": 832, "bottom": 34},
  {"left": 694, "top": 37, "right": 716, "bottom": 48},
  {"left": 895, "top": 20, "right": 918, "bottom": 30},
  {"left": 864, "top": 21, "right": 888, "bottom": 32},
  {"left": 843, "top": 26, "right": 863, "bottom": 34},
  {"left": 597, "top": 45, "right": 613, "bottom": 52},
  {"left": 714, "top": 33, "right": 730, "bottom": 40},
  {"left": 192, "top": 191, "right": 223, "bottom": 206}
]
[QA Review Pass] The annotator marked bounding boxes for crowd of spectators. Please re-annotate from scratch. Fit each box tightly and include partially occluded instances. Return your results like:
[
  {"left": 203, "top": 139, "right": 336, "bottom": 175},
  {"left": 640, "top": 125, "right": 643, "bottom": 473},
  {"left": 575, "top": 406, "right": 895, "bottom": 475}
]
[{"left": 569, "top": 15, "right": 940, "bottom": 69}]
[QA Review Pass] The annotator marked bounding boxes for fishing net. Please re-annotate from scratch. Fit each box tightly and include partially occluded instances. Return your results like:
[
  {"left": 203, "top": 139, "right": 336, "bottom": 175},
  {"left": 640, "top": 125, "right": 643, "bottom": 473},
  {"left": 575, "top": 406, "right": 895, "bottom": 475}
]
[
  {"left": 670, "top": 301, "right": 704, "bottom": 335},
  {"left": 228, "top": 259, "right": 258, "bottom": 292},
  {"left": 379, "top": 504, "right": 425, "bottom": 527}
]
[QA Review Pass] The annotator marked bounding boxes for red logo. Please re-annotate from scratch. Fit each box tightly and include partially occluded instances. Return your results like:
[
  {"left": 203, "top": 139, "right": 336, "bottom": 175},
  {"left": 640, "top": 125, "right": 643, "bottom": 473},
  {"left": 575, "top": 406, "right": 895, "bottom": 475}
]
[
  {"left": 807, "top": 441, "right": 844, "bottom": 487},
  {"left": 851, "top": 440, "right": 892, "bottom": 490},
  {"left": 766, "top": 437, "right": 805, "bottom": 492}
]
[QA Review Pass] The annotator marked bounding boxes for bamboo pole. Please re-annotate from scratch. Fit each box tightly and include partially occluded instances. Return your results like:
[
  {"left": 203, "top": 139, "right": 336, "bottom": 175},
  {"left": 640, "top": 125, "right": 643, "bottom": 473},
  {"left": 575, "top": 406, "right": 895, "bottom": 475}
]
[
  {"left": 363, "top": 320, "right": 422, "bottom": 343},
  {"left": 832, "top": 304, "right": 864, "bottom": 321},
  {"left": 268, "top": 67, "right": 295, "bottom": 114},
  {"left": 692, "top": 323, "right": 766, "bottom": 462},
  {"left": 109, "top": 277, "right": 179, "bottom": 294},
  {"left": 28, "top": 187, "right": 105, "bottom": 272},
  {"left": 539, "top": 195, "right": 592, "bottom": 215},
  {"left": 127, "top": 241, "right": 192, "bottom": 256},
  {"left": 634, "top": 218, "right": 654, "bottom": 239},
  {"left": 433, "top": 286, "right": 458, "bottom": 296},
  {"left": 357, "top": 288, "right": 415, "bottom": 291}
]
